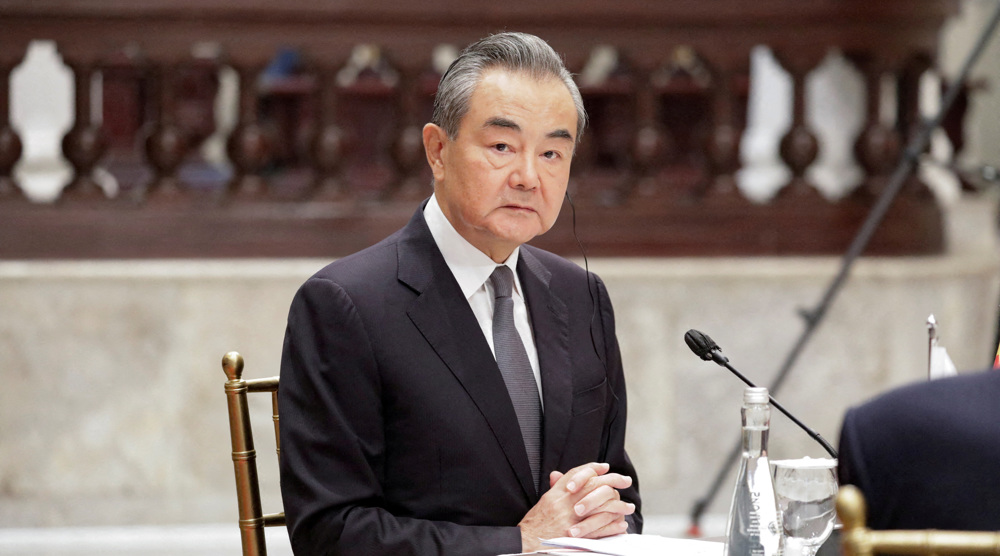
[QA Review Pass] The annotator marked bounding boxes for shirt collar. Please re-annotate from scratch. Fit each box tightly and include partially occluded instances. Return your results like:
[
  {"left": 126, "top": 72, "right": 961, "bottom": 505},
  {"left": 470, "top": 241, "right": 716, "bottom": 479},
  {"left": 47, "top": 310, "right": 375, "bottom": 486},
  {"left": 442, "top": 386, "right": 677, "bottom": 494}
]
[{"left": 424, "top": 193, "right": 522, "bottom": 300}]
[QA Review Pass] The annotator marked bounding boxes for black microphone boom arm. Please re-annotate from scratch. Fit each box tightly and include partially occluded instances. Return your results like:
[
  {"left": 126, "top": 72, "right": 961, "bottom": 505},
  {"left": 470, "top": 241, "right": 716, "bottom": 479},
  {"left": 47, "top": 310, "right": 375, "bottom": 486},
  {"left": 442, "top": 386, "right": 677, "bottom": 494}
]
[
  {"left": 684, "top": 329, "right": 838, "bottom": 458},
  {"left": 719, "top": 358, "right": 837, "bottom": 458}
]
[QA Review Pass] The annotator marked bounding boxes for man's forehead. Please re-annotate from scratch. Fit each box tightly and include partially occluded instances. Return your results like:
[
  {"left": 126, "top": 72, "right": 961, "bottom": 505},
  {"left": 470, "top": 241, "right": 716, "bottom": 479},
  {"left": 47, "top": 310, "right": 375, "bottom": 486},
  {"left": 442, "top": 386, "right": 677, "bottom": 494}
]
[
  {"left": 472, "top": 68, "right": 569, "bottom": 98},
  {"left": 464, "top": 69, "right": 577, "bottom": 137}
]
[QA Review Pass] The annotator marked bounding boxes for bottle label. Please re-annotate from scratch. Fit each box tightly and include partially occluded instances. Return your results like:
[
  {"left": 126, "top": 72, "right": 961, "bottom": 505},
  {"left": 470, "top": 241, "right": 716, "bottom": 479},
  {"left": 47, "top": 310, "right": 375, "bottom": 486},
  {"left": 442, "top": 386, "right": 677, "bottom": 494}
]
[{"left": 726, "top": 458, "right": 782, "bottom": 556}]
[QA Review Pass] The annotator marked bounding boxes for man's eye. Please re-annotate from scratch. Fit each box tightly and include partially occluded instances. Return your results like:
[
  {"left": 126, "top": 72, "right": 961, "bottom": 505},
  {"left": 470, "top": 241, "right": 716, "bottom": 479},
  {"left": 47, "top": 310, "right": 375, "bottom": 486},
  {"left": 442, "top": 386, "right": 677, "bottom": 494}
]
[
  {"left": 494, "top": 143, "right": 509, "bottom": 152},
  {"left": 543, "top": 151, "right": 559, "bottom": 159}
]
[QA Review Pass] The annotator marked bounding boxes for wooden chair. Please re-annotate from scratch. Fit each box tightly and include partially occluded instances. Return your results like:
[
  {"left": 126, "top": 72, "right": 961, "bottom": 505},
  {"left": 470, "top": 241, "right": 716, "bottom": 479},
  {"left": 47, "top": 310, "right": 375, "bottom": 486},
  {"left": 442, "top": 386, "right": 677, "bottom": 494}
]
[
  {"left": 222, "top": 351, "right": 285, "bottom": 556},
  {"left": 837, "top": 485, "right": 1000, "bottom": 556}
]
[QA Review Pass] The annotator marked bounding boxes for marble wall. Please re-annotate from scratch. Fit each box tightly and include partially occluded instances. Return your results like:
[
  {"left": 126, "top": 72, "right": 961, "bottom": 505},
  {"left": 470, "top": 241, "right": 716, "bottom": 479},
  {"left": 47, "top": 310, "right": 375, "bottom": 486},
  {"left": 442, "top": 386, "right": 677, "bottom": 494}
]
[{"left": 1, "top": 196, "right": 997, "bottom": 530}]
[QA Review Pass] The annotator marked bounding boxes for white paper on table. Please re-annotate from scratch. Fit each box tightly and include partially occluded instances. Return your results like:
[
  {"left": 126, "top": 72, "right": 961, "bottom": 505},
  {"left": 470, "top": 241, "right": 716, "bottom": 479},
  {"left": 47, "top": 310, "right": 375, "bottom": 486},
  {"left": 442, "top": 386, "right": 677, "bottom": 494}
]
[
  {"left": 497, "top": 550, "right": 586, "bottom": 556},
  {"left": 541, "top": 534, "right": 725, "bottom": 556}
]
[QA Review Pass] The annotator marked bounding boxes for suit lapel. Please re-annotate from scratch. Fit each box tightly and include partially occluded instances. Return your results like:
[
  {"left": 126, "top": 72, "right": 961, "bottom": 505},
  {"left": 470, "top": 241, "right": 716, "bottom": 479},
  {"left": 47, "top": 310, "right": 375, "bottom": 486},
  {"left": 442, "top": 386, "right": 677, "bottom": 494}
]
[
  {"left": 398, "top": 208, "right": 539, "bottom": 502},
  {"left": 518, "top": 249, "right": 573, "bottom": 489}
]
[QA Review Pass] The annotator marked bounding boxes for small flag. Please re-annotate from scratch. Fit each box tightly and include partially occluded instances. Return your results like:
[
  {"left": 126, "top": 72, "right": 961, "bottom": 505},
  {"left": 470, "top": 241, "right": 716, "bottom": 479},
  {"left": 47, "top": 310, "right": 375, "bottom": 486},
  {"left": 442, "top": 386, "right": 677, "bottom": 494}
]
[
  {"left": 928, "top": 315, "right": 958, "bottom": 380},
  {"left": 931, "top": 345, "right": 959, "bottom": 379}
]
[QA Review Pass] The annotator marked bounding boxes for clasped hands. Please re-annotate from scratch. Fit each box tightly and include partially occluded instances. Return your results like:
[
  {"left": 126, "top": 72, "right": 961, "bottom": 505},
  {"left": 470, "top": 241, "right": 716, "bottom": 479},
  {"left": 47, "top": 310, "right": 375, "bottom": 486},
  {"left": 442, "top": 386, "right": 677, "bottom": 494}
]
[{"left": 518, "top": 462, "right": 635, "bottom": 552}]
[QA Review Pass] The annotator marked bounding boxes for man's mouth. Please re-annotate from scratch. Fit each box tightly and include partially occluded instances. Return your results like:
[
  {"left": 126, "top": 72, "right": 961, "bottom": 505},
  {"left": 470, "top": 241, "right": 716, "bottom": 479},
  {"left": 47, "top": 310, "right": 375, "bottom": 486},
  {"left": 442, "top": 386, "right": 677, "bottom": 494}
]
[{"left": 502, "top": 204, "right": 535, "bottom": 212}]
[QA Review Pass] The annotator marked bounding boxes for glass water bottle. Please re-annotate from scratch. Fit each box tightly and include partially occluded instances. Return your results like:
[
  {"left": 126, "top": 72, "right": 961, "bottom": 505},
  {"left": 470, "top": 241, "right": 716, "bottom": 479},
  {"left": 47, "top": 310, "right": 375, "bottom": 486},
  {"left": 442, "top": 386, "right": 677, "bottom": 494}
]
[{"left": 725, "top": 387, "right": 782, "bottom": 556}]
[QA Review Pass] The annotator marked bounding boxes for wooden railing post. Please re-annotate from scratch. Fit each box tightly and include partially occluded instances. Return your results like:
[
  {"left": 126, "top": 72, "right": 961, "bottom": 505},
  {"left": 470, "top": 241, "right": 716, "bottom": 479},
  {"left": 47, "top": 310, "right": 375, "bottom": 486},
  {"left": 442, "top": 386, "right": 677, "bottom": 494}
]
[
  {"left": 335, "top": 44, "right": 399, "bottom": 201},
  {"left": 143, "top": 60, "right": 190, "bottom": 202},
  {"left": 226, "top": 63, "right": 274, "bottom": 200},
  {"left": 850, "top": 53, "right": 904, "bottom": 198},
  {"left": 575, "top": 44, "right": 636, "bottom": 206},
  {"left": 704, "top": 58, "right": 748, "bottom": 198},
  {"left": 774, "top": 50, "right": 824, "bottom": 199},
  {"left": 390, "top": 60, "right": 432, "bottom": 201},
  {"left": 631, "top": 61, "right": 668, "bottom": 203},
  {"left": 309, "top": 65, "right": 346, "bottom": 201},
  {"left": 0, "top": 56, "right": 25, "bottom": 200},
  {"left": 60, "top": 60, "right": 108, "bottom": 201},
  {"left": 897, "top": 53, "right": 939, "bottom": 198}
]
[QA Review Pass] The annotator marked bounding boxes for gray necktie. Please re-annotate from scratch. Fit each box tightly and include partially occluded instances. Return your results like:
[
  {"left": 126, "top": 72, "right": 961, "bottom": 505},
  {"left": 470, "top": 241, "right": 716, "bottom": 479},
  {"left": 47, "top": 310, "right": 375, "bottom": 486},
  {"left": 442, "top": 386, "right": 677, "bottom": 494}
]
[{"left": 489, "top": 265, "right": 542, "bottom": 490}]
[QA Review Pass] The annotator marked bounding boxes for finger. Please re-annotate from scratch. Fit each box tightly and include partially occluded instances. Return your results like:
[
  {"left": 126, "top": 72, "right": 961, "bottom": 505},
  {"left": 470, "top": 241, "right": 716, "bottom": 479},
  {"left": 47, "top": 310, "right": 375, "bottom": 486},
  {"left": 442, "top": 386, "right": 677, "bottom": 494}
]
[
  {"left": 580, "top": 515, "right": 631, "bottom": 539},
  {"left": 549, "top": 470, "right": 564, "bottom": 488},
  {"left": 568, "top": 510, "right": 628, "bottom": 539},
  {"left": 581, "top": 497, "right": 636, "bottom": 520},
  {"left": 568, "top": 511, "right": 615, "bottom": 539},
  {"left": 578, "top": 473, "right": 633, "bottom": 496},
  {"left": 559, "top": 462, "right": 609, "bottom": 493},
  {"left": 573, "top": 485, "right": 624, "bottom": 517}
]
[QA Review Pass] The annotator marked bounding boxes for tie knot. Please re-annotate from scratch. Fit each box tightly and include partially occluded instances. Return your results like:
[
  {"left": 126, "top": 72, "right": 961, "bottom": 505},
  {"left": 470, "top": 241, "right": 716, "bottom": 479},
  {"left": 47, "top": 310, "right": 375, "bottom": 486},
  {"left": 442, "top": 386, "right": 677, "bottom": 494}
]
[{"left": 489, "top": 265, "right": 514, "bottom": 299}]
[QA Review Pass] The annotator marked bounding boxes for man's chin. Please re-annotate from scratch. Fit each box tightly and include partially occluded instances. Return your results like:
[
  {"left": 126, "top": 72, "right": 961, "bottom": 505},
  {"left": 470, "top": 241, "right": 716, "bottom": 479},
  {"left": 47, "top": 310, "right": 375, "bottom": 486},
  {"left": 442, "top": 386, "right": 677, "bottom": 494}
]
[{"left": 490, "top": 227, "right": 544, "bottom": 248}]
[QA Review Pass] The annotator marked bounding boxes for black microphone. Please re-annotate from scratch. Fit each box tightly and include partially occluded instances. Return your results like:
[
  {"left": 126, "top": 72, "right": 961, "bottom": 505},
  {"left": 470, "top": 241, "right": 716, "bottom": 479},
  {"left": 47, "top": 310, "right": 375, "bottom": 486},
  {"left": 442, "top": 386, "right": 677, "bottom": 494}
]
[
  {"left": 684, "top": 329, "right": 838, "bottom": 458},
  {"left": 685, "top": 329, "right": 729, "bottom": 365}
]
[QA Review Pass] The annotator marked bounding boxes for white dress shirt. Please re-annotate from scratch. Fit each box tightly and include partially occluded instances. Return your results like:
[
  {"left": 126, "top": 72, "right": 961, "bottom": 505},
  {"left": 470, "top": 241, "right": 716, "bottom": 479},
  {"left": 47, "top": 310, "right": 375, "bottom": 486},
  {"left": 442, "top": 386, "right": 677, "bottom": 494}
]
[{"left": 423, "top": 194, "right": 543, "bottom": 404}]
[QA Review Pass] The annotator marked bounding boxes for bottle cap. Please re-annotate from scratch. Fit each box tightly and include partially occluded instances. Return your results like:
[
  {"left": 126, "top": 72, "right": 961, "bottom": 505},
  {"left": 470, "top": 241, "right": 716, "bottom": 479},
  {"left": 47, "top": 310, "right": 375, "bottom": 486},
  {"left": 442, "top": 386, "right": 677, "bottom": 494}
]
[{"left": 743, "top": 386, "right": 769, "bottom": 404}]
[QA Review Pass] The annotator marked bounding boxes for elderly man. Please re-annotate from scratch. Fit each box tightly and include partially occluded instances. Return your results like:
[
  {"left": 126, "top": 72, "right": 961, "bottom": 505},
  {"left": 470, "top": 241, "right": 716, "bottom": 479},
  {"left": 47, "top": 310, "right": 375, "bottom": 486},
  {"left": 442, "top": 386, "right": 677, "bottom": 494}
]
[{"left": 279, "top": 32, "right": 642, "bottom": 555}]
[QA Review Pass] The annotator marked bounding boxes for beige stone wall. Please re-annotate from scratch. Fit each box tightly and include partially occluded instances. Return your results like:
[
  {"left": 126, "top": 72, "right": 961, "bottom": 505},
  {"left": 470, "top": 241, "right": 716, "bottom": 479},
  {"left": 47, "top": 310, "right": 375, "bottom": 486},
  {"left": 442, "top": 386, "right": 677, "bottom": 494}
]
[
  {"left": 0, "top": 261, "right": 310, "bottom": 526},
  {"left": 1, "top": 196, "right": 997, "bottom": 529}
]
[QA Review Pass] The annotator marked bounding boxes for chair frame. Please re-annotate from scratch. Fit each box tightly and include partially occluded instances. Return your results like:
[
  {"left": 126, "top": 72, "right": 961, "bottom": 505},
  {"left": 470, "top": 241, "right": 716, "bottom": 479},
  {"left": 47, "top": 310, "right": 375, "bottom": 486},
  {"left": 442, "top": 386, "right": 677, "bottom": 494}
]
[
  {"left": 222, "top": 351, "right": 285, "bottom": 556},
  {"left": 837, "top": 485, "right": 1000, "bottom": 556}
]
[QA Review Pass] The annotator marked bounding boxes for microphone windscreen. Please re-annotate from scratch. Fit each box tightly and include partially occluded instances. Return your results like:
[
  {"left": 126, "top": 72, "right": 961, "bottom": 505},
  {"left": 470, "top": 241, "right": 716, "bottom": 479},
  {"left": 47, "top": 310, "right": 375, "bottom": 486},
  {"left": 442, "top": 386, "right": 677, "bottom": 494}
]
[{"left": 684, "top": 329, "right": 719, "bottom": 361}]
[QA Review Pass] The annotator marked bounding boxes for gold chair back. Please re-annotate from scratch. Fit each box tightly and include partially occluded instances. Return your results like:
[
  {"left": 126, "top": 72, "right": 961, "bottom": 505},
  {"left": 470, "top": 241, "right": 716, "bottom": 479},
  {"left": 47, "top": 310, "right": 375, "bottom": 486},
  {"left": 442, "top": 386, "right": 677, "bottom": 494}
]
[
  {"left": 837, "top": 485, "right": 1000, "bottom": 556},
  {"left": 222, "top": 351, "right": 285, "bottom": 556}
]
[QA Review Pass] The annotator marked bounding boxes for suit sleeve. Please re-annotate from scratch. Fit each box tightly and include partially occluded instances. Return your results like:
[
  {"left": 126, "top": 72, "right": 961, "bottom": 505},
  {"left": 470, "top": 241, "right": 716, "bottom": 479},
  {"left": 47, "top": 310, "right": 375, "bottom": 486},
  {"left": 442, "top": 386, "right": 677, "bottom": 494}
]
[
  {"left": 279, "top": 277, "right": 523, "bottom": 556},
  {"left": 837, "top": 408, "right": 872, "bottom": 497},
  {"left": 839, "top": 404, "right": 909, "bottom": 530},
  {"left": 837, "top": 409, "right": 861, "bottom": 488},
  {"left": 593, "top": 275, "right": 644, "bottom": 534}
]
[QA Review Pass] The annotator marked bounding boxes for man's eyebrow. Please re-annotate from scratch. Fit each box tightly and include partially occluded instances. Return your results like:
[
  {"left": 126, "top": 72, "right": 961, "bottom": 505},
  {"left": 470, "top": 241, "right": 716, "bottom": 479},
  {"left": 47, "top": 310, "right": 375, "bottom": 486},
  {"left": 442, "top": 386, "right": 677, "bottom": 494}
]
[
  {"left": 482, "top": 117, "right": 574, "bottom": 142},
  {"left": 547, "top": 129, "right": 574, "bottom": 142},
  {"left": 484, "top": 117, "right": 520, "bottom": 132}
]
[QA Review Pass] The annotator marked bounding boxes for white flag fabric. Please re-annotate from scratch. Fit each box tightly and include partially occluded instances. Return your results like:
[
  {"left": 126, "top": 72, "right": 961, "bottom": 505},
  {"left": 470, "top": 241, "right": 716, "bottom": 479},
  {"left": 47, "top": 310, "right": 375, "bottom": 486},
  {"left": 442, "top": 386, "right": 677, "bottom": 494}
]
[{"left": 929, "top": 344, "right": 958, "bottom": 380}]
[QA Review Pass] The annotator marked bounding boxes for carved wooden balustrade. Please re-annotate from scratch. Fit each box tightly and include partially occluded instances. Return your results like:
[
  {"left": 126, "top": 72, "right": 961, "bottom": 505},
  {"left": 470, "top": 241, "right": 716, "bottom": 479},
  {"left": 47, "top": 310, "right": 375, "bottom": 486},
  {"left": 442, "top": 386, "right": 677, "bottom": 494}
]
[{"left": 0, "top": 0, "right": 961, "bottom": 259}]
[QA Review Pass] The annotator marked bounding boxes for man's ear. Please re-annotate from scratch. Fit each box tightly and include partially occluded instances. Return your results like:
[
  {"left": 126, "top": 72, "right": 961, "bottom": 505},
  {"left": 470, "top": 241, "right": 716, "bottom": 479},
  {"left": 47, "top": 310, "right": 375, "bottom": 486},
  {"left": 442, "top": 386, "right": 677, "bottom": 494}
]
[{"left": 422, "top": 123, "right": 448, "bottom": 183}]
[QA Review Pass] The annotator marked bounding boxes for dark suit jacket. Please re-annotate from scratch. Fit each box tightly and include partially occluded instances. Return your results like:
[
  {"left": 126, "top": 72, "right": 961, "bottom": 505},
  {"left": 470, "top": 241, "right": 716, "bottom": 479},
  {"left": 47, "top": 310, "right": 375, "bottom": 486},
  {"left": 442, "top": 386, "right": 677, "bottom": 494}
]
[
  {"left": 838, "top": 368, "right": 1000, "bottom": 530},
  {"left": 278, "top": 204, "right": 642, "bottom": 555}
]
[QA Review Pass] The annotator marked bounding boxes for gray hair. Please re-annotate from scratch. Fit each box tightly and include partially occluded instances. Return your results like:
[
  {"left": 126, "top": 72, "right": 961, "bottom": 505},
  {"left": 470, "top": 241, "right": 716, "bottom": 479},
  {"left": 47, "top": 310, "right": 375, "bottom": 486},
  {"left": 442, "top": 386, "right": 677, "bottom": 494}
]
[{"left": 431, "top": 32, "right": 587, "bottom": 143}]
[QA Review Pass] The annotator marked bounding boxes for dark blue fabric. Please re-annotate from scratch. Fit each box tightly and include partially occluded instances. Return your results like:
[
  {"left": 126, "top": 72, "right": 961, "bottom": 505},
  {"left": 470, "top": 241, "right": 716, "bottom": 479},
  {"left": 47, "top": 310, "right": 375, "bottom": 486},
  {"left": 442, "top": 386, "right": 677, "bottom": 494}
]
[{"left": 838, "top": 368, "right": 1000, "bottom": 530}]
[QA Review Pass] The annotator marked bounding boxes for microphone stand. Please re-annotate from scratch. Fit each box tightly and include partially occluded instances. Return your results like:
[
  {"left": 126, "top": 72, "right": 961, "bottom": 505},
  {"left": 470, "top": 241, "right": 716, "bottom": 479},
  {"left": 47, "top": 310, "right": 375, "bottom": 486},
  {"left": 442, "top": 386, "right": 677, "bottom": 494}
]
[{"left": 688, "top": 2, "right": 1000, "bottom": 535}]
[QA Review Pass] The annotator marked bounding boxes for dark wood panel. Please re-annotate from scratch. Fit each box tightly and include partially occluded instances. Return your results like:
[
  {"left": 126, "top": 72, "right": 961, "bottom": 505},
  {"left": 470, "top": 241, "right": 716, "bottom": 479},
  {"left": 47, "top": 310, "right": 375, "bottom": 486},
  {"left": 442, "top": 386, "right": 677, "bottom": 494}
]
[
  {"left": 0, "top": 189, "right": 943, "bottom": 259},
  {"left": 0, "top": 0, "right": 963, "bottom": 258}
]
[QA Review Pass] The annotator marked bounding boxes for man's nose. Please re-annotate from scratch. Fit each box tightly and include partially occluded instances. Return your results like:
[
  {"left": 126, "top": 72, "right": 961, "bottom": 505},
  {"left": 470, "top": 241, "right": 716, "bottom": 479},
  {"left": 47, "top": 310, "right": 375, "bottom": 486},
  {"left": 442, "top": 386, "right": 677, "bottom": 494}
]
[{"left": 509, "top": 154, "right": 541, "bottom": 190}]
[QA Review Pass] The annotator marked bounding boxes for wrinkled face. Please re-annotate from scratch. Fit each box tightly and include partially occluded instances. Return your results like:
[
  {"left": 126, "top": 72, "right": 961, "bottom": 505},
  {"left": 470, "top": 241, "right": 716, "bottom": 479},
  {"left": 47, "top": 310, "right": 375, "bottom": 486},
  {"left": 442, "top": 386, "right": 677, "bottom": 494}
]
[{"left": 423, "top": 69, "right": 578, "bottom": 263}]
